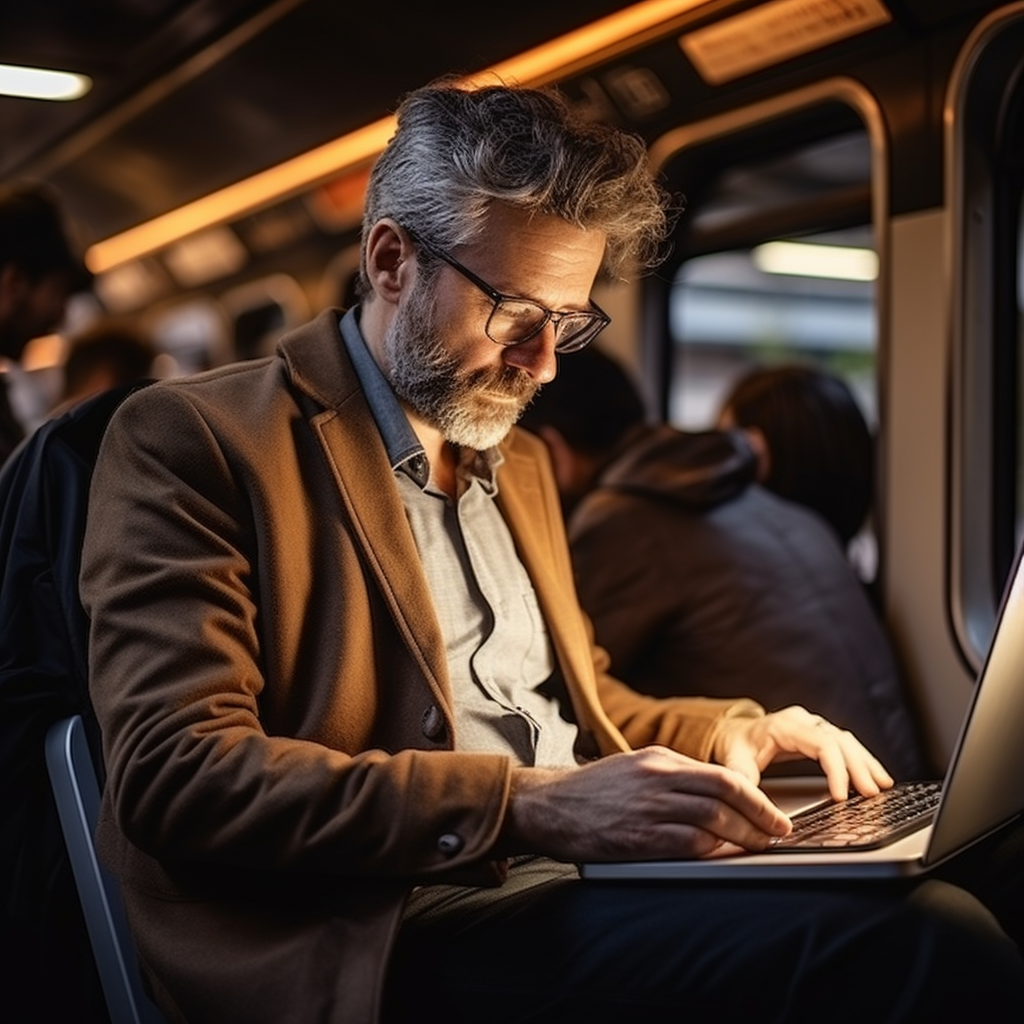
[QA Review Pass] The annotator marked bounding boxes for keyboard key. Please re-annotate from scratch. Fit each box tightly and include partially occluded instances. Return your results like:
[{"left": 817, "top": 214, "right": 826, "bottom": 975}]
[{"left": 769, "top": 781, "right": 942, "bottom": 852}]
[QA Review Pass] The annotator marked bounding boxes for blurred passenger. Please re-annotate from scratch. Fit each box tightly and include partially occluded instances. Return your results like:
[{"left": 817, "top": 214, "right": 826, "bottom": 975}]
[
  {"left": 55, "top": 319, "right": 156, "bottom": 412},
  {"left": 718, "top": 364, "right": 873, "bottom": 549},
  {"left": 0, "top": 181, "right": 92, "bottom": 466},
  {"left": 519, "top": 346, "right": 929, "bottom": 780}
]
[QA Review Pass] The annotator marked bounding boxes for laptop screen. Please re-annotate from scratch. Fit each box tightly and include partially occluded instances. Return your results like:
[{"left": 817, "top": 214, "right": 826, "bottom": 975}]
[{"left": 926, "top": 539, "right": 1024, "bottom": 864}]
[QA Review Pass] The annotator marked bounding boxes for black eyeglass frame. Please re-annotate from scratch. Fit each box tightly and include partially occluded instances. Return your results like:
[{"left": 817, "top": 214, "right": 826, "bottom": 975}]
[{"left": 405, "top": 227, "right": 611, "bottom": 354}]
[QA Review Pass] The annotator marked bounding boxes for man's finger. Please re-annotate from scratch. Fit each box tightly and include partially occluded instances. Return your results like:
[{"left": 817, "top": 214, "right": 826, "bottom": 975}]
[{"left": 664, "top": 763, "right": 790, "bottom": 839}]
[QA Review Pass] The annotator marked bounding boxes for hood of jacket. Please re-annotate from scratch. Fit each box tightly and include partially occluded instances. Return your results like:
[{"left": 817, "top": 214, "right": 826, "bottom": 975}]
[{"left": 595, "top": 422, "right": 758, "bottom": 511}]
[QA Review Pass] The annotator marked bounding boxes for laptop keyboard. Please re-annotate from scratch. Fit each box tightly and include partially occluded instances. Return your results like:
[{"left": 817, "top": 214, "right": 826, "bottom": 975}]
[{"left": 769, "top": 780, "right": 943, "bottom": 852}]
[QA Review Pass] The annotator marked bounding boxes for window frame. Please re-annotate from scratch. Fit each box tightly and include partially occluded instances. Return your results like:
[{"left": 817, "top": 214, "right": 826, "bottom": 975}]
[{"left": 947, "top": 2, "right": 1024, "bottom": 672}]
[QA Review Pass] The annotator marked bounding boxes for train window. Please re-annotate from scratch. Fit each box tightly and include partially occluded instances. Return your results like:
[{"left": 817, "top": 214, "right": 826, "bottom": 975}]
[
  {"left": 998, "top": 67, "right": 1024, "bottom": 560},
  {"left": 664, "top": 123, "right": 875, "bottom": 425},
  {"left": 143, "top": 298, "right": 231, "bottom": 377},
  {"left": 950, "top": 7, "right": 1024, "bottom": 669},
  {"left": 650, "top": 89, "right": 882, "bottom": 575},
  {"left": 1017, "top": 204, "right": 1024, "bottom": 543},
  {"left": 668, "top": 222, "right": 876, "bottom": 430},
  {"left": 221, "top": 274, "right": 310, "bottom": 362}
]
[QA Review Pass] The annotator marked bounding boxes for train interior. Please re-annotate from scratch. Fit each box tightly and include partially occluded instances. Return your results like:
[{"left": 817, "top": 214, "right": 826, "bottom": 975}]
[{"left": 2, "top": 0, "right": 1023, "bottom": 776}]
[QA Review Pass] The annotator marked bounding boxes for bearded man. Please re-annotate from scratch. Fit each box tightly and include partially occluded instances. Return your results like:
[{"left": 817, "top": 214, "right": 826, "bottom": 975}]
[{"left": 79, "top": 81, "right": 1024, "bottom": 1024}]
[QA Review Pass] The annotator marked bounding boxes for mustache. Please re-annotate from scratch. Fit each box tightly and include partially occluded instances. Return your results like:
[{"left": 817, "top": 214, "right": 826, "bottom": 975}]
[{"left": 462, "top": 363, "right": 538, "bottom": 400}]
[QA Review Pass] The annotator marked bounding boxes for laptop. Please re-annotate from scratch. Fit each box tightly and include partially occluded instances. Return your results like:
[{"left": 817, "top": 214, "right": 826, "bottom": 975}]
[{"left": 580, "top": 539, "right": 1024, "bottom": 883}]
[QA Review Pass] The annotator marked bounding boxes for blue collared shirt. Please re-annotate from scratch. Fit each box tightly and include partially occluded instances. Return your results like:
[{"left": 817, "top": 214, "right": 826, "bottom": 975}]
[{"left": 339, "top": 306, "right": 429, "bottom": 485}]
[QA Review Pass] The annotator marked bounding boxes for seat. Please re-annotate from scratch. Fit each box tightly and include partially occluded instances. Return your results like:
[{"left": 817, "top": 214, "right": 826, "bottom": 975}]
[{"left": 45, "top": 714, "right": 168, "bottom": 1024}]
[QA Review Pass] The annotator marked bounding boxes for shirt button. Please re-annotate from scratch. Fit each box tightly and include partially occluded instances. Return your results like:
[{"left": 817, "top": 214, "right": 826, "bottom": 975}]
[
  {"left": 437, "top": 833, "right": 463, "bottom": 856},
  {"left": 421, "top": 704, "right": 447, "bottom": 742},
  {"left": 408, "top": 454, "right": 428, "bottom": 485}
]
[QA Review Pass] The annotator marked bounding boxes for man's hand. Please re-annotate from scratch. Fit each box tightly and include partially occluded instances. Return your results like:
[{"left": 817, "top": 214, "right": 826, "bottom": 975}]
[
  {"left": 502, "top": 747, "right": 792, "bottom": 862},
  {"left": 712, "top": 705, "right": 894, "bottom": 802}
]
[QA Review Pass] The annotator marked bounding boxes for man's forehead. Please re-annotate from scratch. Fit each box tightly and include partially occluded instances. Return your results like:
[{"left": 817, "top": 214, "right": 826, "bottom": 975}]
[
  {"left": 475, "top": 203, "right": 603, "bottom": 248},
  {"left": 463, "top": 206, "right": 606, "bottom": 299}
]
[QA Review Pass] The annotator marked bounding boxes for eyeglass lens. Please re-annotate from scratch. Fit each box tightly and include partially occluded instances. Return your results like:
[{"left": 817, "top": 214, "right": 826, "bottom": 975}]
[{"left": 488, "top": 299, "right": 604, "bottom": 352}]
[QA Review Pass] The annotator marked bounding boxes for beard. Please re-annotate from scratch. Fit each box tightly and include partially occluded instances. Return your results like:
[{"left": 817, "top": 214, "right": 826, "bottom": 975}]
[{"left": 382, "top": 280, "right": 540, "bottom": 451}]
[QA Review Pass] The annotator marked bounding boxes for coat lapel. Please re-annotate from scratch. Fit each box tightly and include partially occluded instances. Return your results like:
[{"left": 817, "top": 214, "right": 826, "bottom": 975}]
[
  {"left": 497, "top": 434, "right": 629, "bottom": 753},
  {"left": 279, "top": 311, "right": 453, "bottom": 712}
]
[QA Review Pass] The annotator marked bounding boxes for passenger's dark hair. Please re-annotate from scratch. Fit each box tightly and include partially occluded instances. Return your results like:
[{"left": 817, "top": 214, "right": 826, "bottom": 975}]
[
  {"left": 518, "top": 346, "right": 647, "bottom": 456},
  {"left": 721, "top": 365, "right": 873, "bottom": 545},
  {"left": 0, "top": 181, "right": 91, "bottom": 290},
  {"left": 61, "top": 321, "right": 156, "bottom": 400},
  {"left": 360, "top": 79, "right": 674, "bottom": 297}
]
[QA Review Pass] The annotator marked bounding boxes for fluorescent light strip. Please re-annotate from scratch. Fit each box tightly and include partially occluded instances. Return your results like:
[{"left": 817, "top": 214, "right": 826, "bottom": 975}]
[
  {"left": 482, "top": 0, "right": 713, "bottom": 86},
  {"left": 680, "top": 0, "right": 891, "bottom": 86},
  {"left": 89, "top": 118, "right": 397, "bottom": 273},
  {"left": 0, "top": 63, "right": 91, "bottom": 101},
  {"left": 753, "top": 240, "right": 878, "bottom": 281},
  {"left": 87, "top": 0, "right": 713, "bottom": 273}
]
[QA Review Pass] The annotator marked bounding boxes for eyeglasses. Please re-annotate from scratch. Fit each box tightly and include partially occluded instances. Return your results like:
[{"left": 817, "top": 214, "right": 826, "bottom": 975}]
[{"left": 406, "top": 228, "right": 610, "bottom": 354}]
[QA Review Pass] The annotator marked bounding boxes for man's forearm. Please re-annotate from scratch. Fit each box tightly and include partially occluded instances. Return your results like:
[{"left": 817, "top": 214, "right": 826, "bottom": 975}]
[{"left": 496, "top": 751, "right": 790, "bottom": 863}]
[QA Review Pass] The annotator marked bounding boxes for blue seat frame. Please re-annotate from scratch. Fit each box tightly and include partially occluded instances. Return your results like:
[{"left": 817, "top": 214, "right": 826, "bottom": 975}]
[{"left": 45, "top": 714, "right": 168, "bottom": 1024}]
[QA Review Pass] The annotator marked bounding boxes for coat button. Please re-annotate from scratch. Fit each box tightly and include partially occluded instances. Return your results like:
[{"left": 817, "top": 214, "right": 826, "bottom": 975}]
[
  {"left": 437, "top": 833, "right": 463, "bottom": 856},
  {"left": 421, "top": 704, "right": 446, "bottom": 742}
]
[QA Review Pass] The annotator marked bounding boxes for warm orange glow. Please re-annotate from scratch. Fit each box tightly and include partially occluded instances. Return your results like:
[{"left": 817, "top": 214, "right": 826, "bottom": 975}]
[
  {"left": 87, "top": 119, "right": 397, "bottom": 274},
  {"left": 471, "top": 0, "right": 715, "bottom": 87},
  {"left": 308, "top": 165, "right": 374, "bottom": 231},
  {"left": 21, "top": 333, "right": 65, "bottom": 371},
  {"left": 86, "top": 0, "right": 715, "bottom": 274}
]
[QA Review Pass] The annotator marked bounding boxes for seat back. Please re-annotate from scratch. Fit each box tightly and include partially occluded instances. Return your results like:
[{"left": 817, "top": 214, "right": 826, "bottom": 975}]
[{"left": 45, "top": 714, "right": 168, "bottom": 1024}]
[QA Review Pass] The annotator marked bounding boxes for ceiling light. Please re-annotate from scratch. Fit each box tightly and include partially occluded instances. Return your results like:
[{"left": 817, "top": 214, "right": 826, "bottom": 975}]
[
  {"left": 680, "top": 0, "right": 891, "bottom": 86},
  {"left": 480, "top": 0, "right": 716, "bottom": 86},
  {"left": 0, "top": 63, "right": 91, "bottom": 101},
  {"left": 753, "top": 241, "right": 878, "bottom": 281}
]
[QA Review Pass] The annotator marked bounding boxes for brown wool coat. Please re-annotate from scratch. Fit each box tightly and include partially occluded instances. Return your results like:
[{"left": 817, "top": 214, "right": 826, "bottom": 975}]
[{"left": 80, "top": 308, "right": 762, "bottom": 1024}]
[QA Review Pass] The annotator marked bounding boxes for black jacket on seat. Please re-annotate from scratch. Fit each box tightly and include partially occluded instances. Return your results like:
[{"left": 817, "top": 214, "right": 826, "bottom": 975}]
[{"left": 0, "top": 381, "right": 151, "bottom": 1024}]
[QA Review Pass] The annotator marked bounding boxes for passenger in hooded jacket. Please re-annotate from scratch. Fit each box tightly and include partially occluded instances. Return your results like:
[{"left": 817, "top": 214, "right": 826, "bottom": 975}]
[{"left": 519, "top": 347, "right": 930, "bottom": 781}]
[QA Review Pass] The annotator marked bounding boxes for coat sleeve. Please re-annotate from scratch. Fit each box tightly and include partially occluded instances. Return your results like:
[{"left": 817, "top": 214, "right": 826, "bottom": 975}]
[
  {"left": 504, "top": 427, "right": 765, "bottom": 764},
  {"left": 81, "top": 381, "right": 512, "bottom": 884},
  {"left": 587, "top": 608, "right": 764, "bottom": 762}
]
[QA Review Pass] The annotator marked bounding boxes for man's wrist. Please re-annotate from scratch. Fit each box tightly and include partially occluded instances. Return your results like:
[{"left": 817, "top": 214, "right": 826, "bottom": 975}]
[
  {"left": 495, "top": 765, "right": 562, "bottom": 857},
  {"left": 709, "top": 701, "right": 765, "bottom": 765}
]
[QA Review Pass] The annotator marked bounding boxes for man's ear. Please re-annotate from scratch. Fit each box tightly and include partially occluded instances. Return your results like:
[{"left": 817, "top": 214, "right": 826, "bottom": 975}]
[
  {"left": 363, "top": 219, "right": 416, "bottom": 305},
  {"left": 742, "top": 426, "right": 771, "bottom": 481}
]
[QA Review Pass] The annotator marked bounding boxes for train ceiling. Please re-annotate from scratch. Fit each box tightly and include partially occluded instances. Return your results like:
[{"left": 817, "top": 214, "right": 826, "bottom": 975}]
[{"left": 0, "top": 0, "right": 1005, "bottom": 252}]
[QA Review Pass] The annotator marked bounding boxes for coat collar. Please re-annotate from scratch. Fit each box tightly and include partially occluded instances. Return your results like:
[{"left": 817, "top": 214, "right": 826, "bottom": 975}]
[
  {"left": 278, "top": 309, "right": 454, "bottom": 713},
  {"left": 276, "top": 307, "right": 364, "bottom": 412}
]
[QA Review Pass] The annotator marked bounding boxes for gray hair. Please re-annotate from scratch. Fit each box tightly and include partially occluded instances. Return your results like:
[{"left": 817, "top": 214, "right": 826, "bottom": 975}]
[{"left": 358, "top": 80, "right": 673, "bottom": 296}]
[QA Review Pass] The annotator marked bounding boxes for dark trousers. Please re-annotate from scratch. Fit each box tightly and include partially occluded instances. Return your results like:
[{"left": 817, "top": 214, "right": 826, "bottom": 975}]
[{"left": 384, "top": 823, "right": 1024, "bottom": 1023}]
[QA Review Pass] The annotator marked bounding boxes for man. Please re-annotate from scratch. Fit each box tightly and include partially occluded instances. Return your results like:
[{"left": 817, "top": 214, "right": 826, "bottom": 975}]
[
  {"left": 518, "top": 346, "right": 929, "bottom": 780},
  {"left": 0, "top": 181, "right": 92, "bottom": 465},
  {"left": 80, "top": 83, "right": 1024, "bottom": 1023}
]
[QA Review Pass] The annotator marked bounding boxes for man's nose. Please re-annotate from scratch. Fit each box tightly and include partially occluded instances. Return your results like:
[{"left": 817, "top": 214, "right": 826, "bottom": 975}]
[{"left": 500, "top": 324, "right": 559, "bottom": 383}]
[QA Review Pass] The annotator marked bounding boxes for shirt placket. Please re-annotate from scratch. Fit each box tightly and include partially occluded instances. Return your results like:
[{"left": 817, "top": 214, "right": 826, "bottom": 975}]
[{"left": 456, "top": 478, "right": 543, "bottom": 761}]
